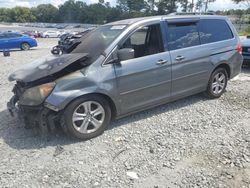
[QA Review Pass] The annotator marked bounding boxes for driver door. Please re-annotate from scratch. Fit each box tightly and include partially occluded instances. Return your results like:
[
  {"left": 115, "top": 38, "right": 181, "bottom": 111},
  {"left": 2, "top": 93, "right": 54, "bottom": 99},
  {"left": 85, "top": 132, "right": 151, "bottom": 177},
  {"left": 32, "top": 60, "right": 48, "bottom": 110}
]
[{"left": 114, "top": 22, "right": 172, "bottom": 114}]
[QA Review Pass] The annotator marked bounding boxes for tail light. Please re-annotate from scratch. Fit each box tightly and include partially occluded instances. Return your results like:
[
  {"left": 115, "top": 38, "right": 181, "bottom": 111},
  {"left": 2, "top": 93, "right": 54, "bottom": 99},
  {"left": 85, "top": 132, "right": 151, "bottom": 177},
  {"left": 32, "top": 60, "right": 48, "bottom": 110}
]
[{"left": 237, "top": 43, "right": 242, "bottom": 54}]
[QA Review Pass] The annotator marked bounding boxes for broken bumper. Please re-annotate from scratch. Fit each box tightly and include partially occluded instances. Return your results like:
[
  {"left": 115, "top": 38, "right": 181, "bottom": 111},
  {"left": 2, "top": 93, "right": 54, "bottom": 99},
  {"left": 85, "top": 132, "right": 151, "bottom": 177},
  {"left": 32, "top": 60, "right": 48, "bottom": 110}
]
[{"left": 7, "top": 96, "right": 60, "bottom": 133}]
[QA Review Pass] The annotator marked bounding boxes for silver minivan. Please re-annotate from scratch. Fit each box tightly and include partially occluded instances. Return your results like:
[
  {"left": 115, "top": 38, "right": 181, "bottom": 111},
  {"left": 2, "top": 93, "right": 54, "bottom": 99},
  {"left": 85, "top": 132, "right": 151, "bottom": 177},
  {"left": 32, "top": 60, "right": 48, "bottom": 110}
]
[{"left": 8, "top": 15, "right": 243, "bottom": 140}]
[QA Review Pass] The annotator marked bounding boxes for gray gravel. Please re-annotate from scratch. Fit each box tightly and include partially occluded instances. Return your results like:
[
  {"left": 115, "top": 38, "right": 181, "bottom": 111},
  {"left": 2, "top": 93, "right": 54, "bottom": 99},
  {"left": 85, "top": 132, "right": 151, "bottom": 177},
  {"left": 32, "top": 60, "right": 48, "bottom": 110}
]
[{"left": 0, "top": 38, "right": 250, "bottom": 188}]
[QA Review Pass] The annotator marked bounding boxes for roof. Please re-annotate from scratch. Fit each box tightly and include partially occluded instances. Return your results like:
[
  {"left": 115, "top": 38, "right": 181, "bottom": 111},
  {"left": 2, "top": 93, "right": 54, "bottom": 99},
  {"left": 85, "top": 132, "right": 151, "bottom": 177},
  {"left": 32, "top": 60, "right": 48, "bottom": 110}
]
[{"left": 107, "top": 15, "right": 227, "bottom": 26}]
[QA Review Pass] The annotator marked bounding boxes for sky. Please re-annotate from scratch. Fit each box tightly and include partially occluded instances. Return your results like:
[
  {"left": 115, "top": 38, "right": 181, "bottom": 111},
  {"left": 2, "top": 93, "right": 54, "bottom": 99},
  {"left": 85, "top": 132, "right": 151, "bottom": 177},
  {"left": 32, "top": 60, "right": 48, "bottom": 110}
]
[{"left": 0, "top": 0, "right": 247, "bottom": 11}]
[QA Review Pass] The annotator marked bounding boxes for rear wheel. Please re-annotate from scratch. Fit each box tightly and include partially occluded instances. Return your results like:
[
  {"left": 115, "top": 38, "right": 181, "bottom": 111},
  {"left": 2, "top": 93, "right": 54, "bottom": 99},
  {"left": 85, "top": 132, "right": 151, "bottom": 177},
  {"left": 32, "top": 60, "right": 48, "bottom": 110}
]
[
  {"left": 205, "top": 68, "right": 228, "bottom": 99},
  {"left": 63, "top": 95, "right": 111, "bottom": 140},
  {"left": 21, "top": 42, "right": 30, "bottom": 51}
]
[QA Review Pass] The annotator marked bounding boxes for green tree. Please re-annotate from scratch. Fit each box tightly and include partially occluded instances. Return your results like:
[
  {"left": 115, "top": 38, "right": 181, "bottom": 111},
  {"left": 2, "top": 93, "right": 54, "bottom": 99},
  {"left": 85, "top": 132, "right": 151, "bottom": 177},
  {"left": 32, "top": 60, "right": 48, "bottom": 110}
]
[
  {"left": 232, "top": 0, "right": 250, "bottom": 8},
  {"left": 117, "top": 0, "right": 147, "bottom": 12},
  {"left": 10, "top": 7, "right": 36, "bottom": 22},
  {"left": 156, "top": 0, "right": 177, "bottom": 14},
  {"left": 58, "top": 0, "right": 87, "bottom": 23},
  {"left": 0, "top": 8, "right": 13, "bottom": 22},
  {"left": 31, "top": 4, "right": 59, "bottom": 23}
]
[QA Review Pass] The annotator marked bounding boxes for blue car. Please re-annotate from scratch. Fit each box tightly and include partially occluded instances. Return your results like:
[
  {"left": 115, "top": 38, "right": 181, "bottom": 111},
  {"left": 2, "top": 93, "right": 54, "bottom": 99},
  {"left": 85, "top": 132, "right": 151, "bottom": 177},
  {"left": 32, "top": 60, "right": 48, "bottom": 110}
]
[{"left": 0, "top": 32, "right": 37, "bottom": 51}]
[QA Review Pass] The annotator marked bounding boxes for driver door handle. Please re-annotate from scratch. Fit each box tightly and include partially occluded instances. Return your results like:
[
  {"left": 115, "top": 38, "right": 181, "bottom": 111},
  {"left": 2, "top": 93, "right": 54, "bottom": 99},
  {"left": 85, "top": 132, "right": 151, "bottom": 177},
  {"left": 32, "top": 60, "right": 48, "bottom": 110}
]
[{"left": 156, "top": 59, "right": 168, "bottom": 65}]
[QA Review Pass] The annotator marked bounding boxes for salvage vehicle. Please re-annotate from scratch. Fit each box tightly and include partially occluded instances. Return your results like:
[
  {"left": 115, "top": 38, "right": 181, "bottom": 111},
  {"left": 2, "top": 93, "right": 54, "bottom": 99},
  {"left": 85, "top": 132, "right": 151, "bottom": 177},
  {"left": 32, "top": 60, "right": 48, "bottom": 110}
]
[
  {"left": 0, "top": 32, "right": 37, "bottom": 51},
  {"left": 242, "top": 37, "right": 250, "bottom": 67},
  {"left": 8, "top": 15, "right": 243, "bottom": 140},
  {"left": 51, "top": 30, "right": 92, "bottom": 55}
]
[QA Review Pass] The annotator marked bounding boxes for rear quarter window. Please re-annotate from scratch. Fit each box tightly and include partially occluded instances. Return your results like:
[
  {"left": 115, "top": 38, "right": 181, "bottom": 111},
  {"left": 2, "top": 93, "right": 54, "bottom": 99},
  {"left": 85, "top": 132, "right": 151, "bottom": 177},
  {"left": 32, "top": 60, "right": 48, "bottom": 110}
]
[{"left": 198, "top": 19, "right": 234, "bottom": 44}]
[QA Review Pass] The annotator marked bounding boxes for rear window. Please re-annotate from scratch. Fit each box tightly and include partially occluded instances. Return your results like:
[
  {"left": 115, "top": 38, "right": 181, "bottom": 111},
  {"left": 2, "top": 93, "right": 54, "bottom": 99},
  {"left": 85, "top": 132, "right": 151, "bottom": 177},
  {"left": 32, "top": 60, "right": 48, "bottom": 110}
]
[
  {"left": 167, "top": 22, "right": 200, "bottom": 51},
  {"left": 198, "top": 19, "right": 234, "bottom": 44}
]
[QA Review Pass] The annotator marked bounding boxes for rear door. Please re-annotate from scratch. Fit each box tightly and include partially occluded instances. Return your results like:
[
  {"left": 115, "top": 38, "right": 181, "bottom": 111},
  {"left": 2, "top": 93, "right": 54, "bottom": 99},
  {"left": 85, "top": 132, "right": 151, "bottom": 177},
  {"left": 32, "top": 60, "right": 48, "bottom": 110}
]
[
  {"left": 166, "top": 20, "right": 212, "bottom": 99},
  {"left": 114, "top": 21, "right": 172, "bottom": 114}
]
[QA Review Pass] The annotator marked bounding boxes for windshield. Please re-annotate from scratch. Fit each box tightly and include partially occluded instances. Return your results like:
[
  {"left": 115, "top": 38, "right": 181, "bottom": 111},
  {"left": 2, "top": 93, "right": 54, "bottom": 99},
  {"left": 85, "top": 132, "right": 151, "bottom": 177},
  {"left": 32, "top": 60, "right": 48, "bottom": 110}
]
[{"left": 71, "top": 25, "right": 127, "bottom": 61}]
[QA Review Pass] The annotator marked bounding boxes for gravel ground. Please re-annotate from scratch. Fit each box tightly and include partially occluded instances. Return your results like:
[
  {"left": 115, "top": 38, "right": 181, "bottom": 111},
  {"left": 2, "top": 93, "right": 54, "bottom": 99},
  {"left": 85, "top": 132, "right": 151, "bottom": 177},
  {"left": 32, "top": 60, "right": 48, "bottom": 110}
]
[{"left": 0, "top": 38, "right": 250, "bottom": 188}]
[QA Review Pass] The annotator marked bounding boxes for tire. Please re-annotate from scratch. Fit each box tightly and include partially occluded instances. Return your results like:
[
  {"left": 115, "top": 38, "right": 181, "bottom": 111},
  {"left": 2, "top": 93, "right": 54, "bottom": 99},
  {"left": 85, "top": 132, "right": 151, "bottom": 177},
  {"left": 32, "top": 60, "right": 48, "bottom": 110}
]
[
  {"left": 21, "top": 42, "right": 30, "bottom": 51},
  {"left": 63, "top": 95, "right": 111, "bottom": 140},
  {"left": 205, "top": 67, "right": 228, "bottom": 99},
  {"left": 51, "top": 46, "right": 62, "bottom": 55}
]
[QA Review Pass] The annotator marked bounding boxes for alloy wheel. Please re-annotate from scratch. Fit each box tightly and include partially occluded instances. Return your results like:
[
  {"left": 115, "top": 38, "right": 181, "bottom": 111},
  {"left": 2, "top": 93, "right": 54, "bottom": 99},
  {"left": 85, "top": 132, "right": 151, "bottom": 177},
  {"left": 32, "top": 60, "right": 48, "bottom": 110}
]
[
  {"left": 212, "top": 72, "right": 226, "bottom": 95},
  {"left": 72, "top": 101, "right": 105, "bottom": 134}
]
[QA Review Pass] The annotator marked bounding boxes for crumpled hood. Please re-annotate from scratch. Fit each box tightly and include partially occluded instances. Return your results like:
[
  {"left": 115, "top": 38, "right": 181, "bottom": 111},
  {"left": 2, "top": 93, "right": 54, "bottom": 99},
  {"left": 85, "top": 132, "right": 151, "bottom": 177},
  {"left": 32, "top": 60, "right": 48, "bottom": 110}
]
[{"left": 8, "top": 53, "right": 89, "bottom": 83}]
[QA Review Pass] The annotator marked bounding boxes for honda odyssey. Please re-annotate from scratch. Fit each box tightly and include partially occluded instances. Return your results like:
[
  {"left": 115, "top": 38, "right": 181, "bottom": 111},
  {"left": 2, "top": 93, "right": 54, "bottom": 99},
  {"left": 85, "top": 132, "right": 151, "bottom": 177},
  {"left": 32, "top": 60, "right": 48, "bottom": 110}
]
[{"left": 7, "top": 15, "right": 243, "bottom": 140}]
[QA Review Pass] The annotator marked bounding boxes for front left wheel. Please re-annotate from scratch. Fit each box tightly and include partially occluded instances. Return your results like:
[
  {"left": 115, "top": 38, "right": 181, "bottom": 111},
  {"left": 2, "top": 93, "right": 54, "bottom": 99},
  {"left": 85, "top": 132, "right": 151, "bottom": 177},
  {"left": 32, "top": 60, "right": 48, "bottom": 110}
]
[{"left": 63, "top": 95, "right": 111, "bottom": 140}]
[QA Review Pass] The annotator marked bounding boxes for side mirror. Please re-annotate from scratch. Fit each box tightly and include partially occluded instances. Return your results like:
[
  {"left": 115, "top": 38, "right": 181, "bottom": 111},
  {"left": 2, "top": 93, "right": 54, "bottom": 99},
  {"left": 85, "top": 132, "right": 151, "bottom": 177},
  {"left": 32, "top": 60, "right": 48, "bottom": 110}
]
[{"left": 117, "top": 48, "right": 134, "bottom": 61}]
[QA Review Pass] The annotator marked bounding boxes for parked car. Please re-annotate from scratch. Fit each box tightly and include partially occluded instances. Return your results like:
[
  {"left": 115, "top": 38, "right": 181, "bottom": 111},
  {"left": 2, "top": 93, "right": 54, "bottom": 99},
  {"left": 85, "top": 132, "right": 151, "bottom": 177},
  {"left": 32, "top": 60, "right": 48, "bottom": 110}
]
[
  {"left": 51, "top": 29, "right": 93, "bottom": 55},
  {"left": 241, "top": 38, "right": 250, "bottom": 67},
  {"left": 7, "top": 15, "right": 243, "bottom": 140},
  {"left": 21, "top": 31, "right": 39, "bottom": 38},
  {"left": 41, "top": 31, "right": 61, "bottom": 38},
  {"left": 0, "top": 32, "right": 37, "bottom": 51}
]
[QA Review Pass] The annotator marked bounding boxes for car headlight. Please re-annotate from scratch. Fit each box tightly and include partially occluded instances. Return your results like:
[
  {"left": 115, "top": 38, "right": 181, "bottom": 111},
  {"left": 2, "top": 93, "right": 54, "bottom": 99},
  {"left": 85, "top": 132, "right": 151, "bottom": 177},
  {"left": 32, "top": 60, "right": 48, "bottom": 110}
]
[{"left": 19, "top": 82, "right": 56, "bottom": 106}]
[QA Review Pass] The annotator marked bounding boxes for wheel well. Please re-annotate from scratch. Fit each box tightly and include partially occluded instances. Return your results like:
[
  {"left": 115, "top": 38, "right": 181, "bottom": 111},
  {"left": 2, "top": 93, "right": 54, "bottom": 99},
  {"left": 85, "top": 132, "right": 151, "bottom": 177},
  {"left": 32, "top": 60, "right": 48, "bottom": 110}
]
[
  {"left": 214, "top": 63, "right": 231, "bottom": 79},
  {"left": 21, "top": 42, "right": 30, "bottom": 46},
  {"left": 72, "top": 93, "right": 117, "bottom": 118},
  {"left": 94, "top": 93, "right": 117, "bottom": 118}
]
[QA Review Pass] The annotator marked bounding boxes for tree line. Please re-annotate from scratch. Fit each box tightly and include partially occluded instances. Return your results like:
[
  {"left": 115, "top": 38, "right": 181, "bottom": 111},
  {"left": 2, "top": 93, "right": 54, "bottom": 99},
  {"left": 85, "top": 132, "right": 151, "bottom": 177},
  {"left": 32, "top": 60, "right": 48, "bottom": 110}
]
[
  {"left": 0, "top": 0, "right": 249, "bottom": 24},
  {"left": 0, "top": 0, "right": 215, "bottom": 24}
]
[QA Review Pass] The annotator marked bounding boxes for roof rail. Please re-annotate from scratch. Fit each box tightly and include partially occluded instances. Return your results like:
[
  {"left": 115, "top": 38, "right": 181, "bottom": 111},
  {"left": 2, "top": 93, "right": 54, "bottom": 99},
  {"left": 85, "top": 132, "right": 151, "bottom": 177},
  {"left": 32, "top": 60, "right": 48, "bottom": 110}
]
[{"left": 168, "top": 12, "right": 216, "bottom": 16}]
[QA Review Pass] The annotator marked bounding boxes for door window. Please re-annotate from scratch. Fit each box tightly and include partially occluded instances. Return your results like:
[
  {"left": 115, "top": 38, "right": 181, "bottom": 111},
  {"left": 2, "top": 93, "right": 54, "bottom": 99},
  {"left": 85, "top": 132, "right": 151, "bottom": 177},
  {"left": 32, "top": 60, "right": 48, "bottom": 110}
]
[
  {"left": 198, "top": 19, "right": 234, "bottom": 44},
  {"left": 121, "top": 24, "right": 164, "bottom": 58},
  {"left": 5, "top": 33, "right": 22, "bottom": 38},
  {"left": 167, "top": 22, "right": 200, "bottom": 51}
]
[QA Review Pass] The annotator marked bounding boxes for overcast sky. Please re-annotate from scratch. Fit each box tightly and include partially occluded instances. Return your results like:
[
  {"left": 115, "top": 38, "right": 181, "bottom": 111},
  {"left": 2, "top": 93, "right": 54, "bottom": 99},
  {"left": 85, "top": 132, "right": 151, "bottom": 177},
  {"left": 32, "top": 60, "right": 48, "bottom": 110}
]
[{"left": 0, "top": 0, "right": 247, "bottom": 10}]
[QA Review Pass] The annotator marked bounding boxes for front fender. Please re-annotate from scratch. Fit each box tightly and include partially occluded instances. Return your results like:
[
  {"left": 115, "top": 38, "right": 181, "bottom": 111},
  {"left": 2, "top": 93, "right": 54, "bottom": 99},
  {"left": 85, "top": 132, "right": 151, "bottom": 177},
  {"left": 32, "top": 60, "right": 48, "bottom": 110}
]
[
  {"left": 44, "top": 66, "right": 119, "bottom": 113},
  {"left": 45, "top": 87, "right": 110, "bottom": 111}
]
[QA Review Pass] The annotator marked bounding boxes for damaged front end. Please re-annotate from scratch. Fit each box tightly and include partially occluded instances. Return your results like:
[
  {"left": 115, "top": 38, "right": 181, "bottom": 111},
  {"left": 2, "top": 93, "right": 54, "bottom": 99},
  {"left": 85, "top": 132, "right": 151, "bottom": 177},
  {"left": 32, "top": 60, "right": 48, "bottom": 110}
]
[{"left": 7, "top": 53, "right": 89, "bottom": 132}]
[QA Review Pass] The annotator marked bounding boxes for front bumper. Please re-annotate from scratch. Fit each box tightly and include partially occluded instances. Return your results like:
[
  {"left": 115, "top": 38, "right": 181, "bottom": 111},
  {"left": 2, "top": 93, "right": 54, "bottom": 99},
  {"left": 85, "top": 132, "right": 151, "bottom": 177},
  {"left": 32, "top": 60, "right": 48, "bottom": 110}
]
[{"left": 7, "top": 96, "right": 60, "bottom": 133}]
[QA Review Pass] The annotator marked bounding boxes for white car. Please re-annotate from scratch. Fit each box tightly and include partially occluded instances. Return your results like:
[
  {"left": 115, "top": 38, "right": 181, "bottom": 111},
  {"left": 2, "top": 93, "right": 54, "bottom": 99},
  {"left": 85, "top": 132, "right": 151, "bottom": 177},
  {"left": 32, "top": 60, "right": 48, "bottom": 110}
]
[{"left": 42, "top": 31, "right": 61, "bottom": 38}]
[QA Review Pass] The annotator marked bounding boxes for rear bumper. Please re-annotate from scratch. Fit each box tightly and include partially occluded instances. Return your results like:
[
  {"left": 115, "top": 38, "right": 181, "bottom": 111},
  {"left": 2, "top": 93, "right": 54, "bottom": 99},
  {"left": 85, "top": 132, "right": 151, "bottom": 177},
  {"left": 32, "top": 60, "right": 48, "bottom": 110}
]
[{"left": 7, "top": 96, "right": 59, "bottom": 132}]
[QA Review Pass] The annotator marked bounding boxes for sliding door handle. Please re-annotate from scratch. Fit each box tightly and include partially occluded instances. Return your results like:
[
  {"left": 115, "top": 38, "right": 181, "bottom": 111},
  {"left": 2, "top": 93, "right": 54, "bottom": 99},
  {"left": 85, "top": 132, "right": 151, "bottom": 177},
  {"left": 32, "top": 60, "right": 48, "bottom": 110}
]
[{"left": 175, "top": 56, "right": 185, "bottom": 61}]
